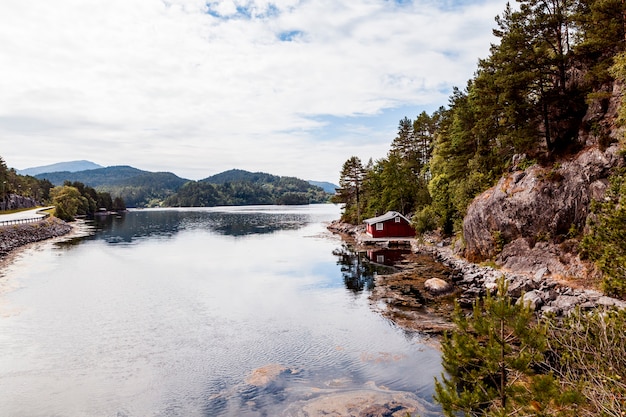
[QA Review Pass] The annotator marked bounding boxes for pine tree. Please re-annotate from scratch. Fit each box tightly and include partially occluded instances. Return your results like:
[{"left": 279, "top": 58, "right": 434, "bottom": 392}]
[
  {"left": 333, "top": 156, "right": 366, "bottom": 224},
  {"left": 434, "top": 277, "right": 581, "bottom": 416},
  {"left": 581, "top": 168, "right": 626, "bottom": 297}
]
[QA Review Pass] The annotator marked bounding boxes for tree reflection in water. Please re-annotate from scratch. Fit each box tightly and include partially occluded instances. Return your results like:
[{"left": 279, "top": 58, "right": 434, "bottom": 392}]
[{"left": 332, "top": 243, "right": 397, "bottom": 293}]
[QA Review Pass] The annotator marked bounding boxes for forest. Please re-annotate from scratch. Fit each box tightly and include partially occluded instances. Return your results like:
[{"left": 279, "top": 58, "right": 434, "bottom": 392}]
[
  {"left": 335, "top": 0, "right": 625, "bottom": 233},
  {"left": 0, "top": 157, "right": 125, "bottom": 221},
  {"left": 164, "top": 169, "right": 331, "bottom": 206},
  {"left": 335, "top": 0, "right": 626, "bottom": 295},
  {"left": 34, "top": 166, "right": 189, "bottom": 208},
  {"left": 332, "top": 1, "right": 626, "bottom": 415}
]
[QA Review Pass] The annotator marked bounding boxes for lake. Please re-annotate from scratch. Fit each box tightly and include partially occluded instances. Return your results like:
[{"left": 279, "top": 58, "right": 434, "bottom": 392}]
[{"left": 0, "top": 205, "right": 443, "bottom": 417}]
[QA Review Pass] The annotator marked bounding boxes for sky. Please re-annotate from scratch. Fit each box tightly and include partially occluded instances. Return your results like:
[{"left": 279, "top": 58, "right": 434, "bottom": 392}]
[{"left": 0, "top": 0, "right": 509, "bottom": 183}]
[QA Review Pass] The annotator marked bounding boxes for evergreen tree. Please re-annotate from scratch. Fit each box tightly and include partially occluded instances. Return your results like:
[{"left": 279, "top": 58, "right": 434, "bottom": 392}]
[
  {"left": 434, "top": 277, "right": 581, "bottom": 416},
  {"left": 333, "top": 156, "right": 366, "bottom": 223},
  {"left": 581, "top": 168, "right": 626, "bottom": 297},
  {"left": 413, "top": 110, "right": 439, "bottom": 180},
  {"left": 573, "top": 0, "right": 626, "bottom": 87}
]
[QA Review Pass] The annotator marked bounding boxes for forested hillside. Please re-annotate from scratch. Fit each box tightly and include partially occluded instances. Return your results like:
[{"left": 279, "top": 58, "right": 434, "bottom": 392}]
[
  {"left": 0, "top": 157, "right": 125, "bottom": 219},
  {"left": 332, "top": 2, "right": 626, "bottom": 414},
  {"left": 0, "top": 156, "right": 55, "bottom": 209},
  {"left": 36, "top": 166, "right": 189, "bottom": 208},
  {"left": 165, "top": 169, "right": 331, "bottom": 206},
  {"left": 34, "top": 166, "right": 331, "bottom": 208},
  {"left": 336, "top": 0, "right": 625, "bottom": 228},
  {"left": 334, "top": 0, "right": 626, "bottom": 295}
]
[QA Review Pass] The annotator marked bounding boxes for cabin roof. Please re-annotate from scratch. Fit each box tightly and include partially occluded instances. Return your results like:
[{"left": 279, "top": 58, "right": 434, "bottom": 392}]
[{"left": 363, "top": 211, "right": 411, "bottom": 225}]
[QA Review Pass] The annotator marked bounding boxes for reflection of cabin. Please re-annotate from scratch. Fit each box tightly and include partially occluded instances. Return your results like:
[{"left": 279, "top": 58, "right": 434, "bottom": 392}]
[
  {"left": 363, "top": 211, "right": 415, "bottom": 238},
  {"left": 366, "top": 249, "right": 410, "bottom": 266}
]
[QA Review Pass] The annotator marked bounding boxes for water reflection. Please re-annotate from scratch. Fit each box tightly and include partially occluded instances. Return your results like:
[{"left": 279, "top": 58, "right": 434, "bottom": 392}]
[
  {"left": 89, "top": 207, "right": 314, "bottom": 244},
  {"left": 0, "top": 205, "right": 444, "bottom": 417},
  {"left": 366, "top": 248, "right": 411, "bottom": 266},
  {"left": 333, "top": 244, "right": 398, "bottom": 293}
]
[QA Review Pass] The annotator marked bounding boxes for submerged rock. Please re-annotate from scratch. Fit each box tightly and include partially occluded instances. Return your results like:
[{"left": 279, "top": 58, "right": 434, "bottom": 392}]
[
  {"left": 245, "top": 364, "right": 297, "bottom": 387},
  {"left": 369, "top": 253, "right": 458, "bottom": 333},
  {"left": 282, "top": 385, "right": 437, "bottom": 417}
]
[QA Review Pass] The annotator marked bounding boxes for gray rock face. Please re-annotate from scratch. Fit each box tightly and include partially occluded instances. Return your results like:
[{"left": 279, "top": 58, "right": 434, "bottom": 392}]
[
  {"left": 463, "top": 144, "right": 621, "bottom": 263},
  {"left": 0, "top": 194, "right": 37, "bottom": 211}
]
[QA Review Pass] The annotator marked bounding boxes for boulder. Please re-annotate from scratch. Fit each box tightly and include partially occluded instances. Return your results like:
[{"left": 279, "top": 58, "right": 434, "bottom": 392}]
[
  {"left": 552, "top": 295, "right": 581, "bottom": 313},
  {"left": 424, "top": 278, "right": 452, "bottom": 295},
  {"left": 517, "top": 290, "right": 544, "bottom": 311}
]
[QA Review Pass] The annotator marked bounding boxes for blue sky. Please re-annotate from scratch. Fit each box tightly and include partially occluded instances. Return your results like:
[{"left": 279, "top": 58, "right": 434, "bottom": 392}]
[{"left": 0, "top": 0, "right": 508, "bottom": 183}]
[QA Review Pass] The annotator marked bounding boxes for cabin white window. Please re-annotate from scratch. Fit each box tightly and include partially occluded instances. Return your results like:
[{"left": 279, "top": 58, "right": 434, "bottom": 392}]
[
  {"left": 376, "top": 255, "right": 385, "bottom": 263},
  {"left": 376, "top": 222, "right": 384, "bottom": 231},
  {"left": 395, "top": 217, "right": 401, "bottom": 223}
]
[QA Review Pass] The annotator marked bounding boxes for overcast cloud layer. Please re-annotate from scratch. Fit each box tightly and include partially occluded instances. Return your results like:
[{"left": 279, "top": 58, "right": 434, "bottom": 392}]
[{"left": 1, "top": 0, "right": 507, "bottom": 182}]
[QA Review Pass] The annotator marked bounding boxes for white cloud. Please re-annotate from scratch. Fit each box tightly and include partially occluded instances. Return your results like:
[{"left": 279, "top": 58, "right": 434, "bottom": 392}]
[{"left": 0, "top": 0, "right": 507, "bottom": 182}]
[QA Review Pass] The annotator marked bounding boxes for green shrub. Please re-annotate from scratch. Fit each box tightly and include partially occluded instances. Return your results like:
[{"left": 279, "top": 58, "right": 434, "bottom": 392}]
[
  {"left": 412, "top": 205, "right": 438, "bottom": 234},
  {"left": 581, "top": 168, "right": 626, "bottom": 298}
]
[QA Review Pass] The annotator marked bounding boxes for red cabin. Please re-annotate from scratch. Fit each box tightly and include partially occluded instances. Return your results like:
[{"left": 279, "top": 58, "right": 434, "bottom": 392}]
[{"left": 364, "top": 211, "right": 415, "bottom": 238}]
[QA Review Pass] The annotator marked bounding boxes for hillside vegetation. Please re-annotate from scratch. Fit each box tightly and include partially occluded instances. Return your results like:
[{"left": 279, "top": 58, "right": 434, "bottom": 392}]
[
  {"left": 165, "top": 169, "right": 331, "bottom": 206},
  {"left": 35, "top": 166, "right": 189, "bottom": 208},
  {"left": 335, "top": 0, "right": 626, "bottom": 294},
  {"left": 35, "top": 166, "right": 332, "bottom": 208},
  {"left": 333, "top": 2, "right": 626, "bottom": 414}
]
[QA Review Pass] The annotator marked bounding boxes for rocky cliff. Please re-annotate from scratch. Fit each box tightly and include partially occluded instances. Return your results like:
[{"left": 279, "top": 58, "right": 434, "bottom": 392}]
[
  {"left": 1, "top": 194, "right": 38, "bottom": 211},
  {"left": 463, "top": 81, "right": 625, "bottom": 283}
]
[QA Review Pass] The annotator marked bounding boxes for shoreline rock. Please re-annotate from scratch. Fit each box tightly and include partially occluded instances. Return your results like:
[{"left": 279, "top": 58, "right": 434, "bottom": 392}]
[
  {"left": 0, "top": 217, "right": 72, "bottom": 258},
  {"left": 415, "top": 241, "right": 626, "bottom": 315},
  {"left": 328, "top": 221, "right": 626, "bottom": 328}
]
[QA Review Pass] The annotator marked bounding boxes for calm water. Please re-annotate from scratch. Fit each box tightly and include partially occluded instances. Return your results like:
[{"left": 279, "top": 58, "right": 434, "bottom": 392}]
[{"left": 0, "top": 205, "right": 443, "bottom": 417}]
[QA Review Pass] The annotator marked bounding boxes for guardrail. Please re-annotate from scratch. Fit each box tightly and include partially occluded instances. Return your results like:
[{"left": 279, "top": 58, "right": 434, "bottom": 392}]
[{"left": 0, "top": 213, "right": 50, "bottom": 227}]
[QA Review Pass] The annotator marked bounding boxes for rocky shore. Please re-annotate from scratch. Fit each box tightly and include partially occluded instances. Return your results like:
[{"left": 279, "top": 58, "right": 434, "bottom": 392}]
[
  {"left": 327, "top": 220, "right": 626, "bottom": 332},
  {"left": 417, "top": 242, "right": 626, "bottom": 315},
  {"left": 0, "top": 217, "right": 72, "bottom": 258}
]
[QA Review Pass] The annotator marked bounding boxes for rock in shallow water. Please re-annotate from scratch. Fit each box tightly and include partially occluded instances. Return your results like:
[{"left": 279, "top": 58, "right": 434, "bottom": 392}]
[
  {"left": 245, "top": 364, "right": 297, "bottom": 387},
  {"left": 282, "top": 387, "right": 437, "bottom": 417}
]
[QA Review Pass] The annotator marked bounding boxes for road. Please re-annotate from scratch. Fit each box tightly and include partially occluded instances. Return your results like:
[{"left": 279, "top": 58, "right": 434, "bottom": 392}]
[{"left": 0, "top": 206, "right": 54, "bottom": 222}]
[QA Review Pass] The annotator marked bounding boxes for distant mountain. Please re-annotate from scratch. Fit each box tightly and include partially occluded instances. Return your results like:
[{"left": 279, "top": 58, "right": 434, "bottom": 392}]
[
  {"left": 203, "top": 170, "right": 338, "bottom": 193},
  {"left": 201, "top": 169, "right": 275, "bottom": 184},
  {"left": 308, "top": 180, "right": 338, "bottom": 194},
  {"left": 33, "top": 165, "right": 332, "bottom": 208},
  {"left": 165, "top": 169, "right": 332, "bottom": 207},
  {"left": 35, "top": 166, "right": 189, "bottom": 208},
  {"left": 18, "top": 160, "right": 103, "bottom": 176},
  {"left": 36, "top": 165, "right": 146, "bottom": 187}
]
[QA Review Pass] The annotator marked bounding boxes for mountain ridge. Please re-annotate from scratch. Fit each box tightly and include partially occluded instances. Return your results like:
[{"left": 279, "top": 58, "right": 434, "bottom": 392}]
[
  {"left": 18, "top": 160, "right": 103, "bottom": 176},
  {"left": 34, "top": 164, "right": 334, "bottom": 208}
]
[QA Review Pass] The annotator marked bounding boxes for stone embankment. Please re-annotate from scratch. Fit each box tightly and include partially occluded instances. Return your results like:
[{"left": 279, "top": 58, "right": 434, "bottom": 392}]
[
  {"left": 417, "top": 242, "right": 626, "bottom": 316},
  {"left": 328, "top": 220, "right": 626, "bottom": 319},
  {"left": 0, "top": 217, "right": 72, "bottom": 257}
]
